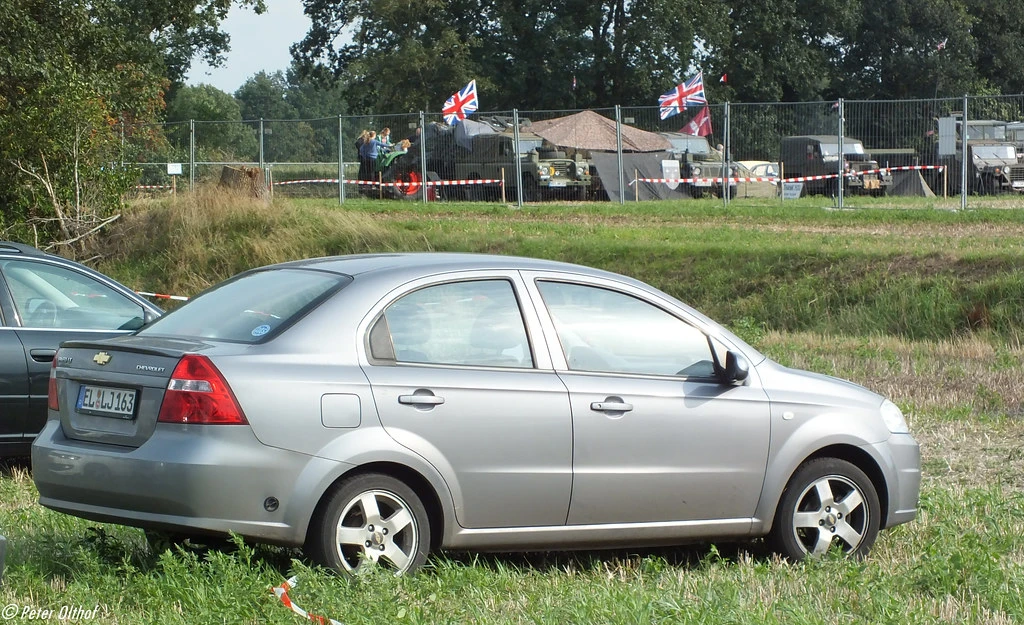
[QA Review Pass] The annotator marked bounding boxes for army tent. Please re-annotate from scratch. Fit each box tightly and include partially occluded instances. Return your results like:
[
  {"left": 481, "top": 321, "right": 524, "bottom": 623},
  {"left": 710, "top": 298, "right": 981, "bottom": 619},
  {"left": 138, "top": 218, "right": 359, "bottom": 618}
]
[
  {"left": 888, "top": 170, "right": 936, "bottom": 197},
  {"left": 530, "top": 110, "right": 672, "bottom": 153}
]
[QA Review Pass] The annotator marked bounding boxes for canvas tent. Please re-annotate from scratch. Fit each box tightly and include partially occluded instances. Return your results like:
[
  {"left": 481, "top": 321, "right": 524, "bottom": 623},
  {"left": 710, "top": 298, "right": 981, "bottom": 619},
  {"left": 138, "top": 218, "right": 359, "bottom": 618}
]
[
  {"left": 529, "top": 110, "right": 672, "bottom": 153},
  {"left": 887, "top": 170, "right": 936, "bottom": 197}
]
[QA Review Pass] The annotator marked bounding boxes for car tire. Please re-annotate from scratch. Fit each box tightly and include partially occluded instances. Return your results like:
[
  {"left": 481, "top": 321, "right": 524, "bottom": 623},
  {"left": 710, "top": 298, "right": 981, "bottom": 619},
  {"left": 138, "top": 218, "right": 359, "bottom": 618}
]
[
  {"left": 306, "top": 473, "right": 430, "bottom": 576},
  {"left": 768, "top": 458, "right": 880, "bottom": 560}
]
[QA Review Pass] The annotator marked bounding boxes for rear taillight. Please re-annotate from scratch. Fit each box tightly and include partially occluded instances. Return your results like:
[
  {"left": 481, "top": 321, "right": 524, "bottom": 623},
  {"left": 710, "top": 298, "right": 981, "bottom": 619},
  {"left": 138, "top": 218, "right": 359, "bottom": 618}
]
[
  {"left": 158, "top": 355, "right": 247, "bottom": 425},
  {"left": 47, "top": 354, "right": 59, "bottom": 411}
]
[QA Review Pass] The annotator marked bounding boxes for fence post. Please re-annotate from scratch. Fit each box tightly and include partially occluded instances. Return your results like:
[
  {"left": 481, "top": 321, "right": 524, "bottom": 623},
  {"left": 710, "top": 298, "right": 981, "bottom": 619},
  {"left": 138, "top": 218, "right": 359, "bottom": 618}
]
[
  {"left": 338, "top": 115, "right": 345, "bottom": 204},
  {"left": 513, "top": 109, "right": 523, "bottom": 207},
  {"left": 119, "top": 120, "right": 125, "bottom": 168},
  {"left": 615, "top": 105, "right": 625, "bottom": 204},
  {"left": 189, "top": 119, "right": 195, "bottom": 191},
  {"left": 723, "top": 102, "right": 731, "bottom": 207},
  {"left": 837, "top": 98, "right": 845, "bottom": 209},
  {"left": 419, "top": 111, "right": 428, "bottom": 202},
  {"left": 961, "top": 94, "right": 968, "bottom": 210},
  {"left": 259, "top": 118, "right": 265, "bottom": 171}
]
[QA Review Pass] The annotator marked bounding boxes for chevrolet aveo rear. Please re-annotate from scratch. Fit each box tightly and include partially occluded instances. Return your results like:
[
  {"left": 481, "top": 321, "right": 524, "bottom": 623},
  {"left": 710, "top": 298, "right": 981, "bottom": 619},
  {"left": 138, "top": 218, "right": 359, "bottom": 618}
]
[{"left": 33, "top": 254, "right": 920, "bottom": 575}]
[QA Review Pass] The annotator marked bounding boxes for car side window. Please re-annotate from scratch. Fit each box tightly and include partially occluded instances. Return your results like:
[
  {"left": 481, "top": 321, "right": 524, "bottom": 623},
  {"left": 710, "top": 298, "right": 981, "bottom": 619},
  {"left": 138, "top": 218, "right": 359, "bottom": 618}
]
[
  {"left": 376, "top": 279, "right": 533, "bottom": 368},
  {"left": 536, "top": 280, "right": 715, "bottom": 377},
  {"left": 1, "top": 260, "right": 146, "bottom": 330}
]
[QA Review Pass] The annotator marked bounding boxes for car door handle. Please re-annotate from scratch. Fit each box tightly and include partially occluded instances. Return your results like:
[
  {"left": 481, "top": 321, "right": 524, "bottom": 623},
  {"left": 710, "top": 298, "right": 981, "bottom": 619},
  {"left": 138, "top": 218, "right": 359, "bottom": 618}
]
[
  {"left": 398, "top": 394, "right": 445, "bottom": 406},
  {"left": 29, "top": 348, "right": 57, "bottom": 363},
  {"left": 591, "top": 401, "right": 633, "bottom": 413}
]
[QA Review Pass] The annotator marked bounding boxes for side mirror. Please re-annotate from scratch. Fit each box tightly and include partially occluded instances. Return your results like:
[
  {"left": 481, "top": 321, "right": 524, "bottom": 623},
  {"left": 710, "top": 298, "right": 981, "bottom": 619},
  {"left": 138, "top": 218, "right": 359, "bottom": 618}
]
[{"left": 721, "top": 350, "right": 749, "bottom": 384}]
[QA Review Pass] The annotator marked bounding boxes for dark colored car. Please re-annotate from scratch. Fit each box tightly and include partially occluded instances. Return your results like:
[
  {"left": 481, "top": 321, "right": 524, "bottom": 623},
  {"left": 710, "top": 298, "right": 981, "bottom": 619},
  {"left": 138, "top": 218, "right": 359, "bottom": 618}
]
[{"left": 0, "top": 241, "right": 162, "bottom": 456}]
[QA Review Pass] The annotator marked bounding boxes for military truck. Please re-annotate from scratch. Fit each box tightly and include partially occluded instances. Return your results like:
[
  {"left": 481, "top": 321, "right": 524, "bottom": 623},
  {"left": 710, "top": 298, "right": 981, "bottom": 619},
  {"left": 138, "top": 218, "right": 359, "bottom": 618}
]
[
  {"left": 937, "top": 115, "right": 1024, "bottom": 194},
  {"left": 780, "top": 135, "right": 893, "bottom": 197},
  {"left": 381, "top": 122, "right": 591, "bottom": 201},
  {"left": 658, "top": 132, "right": 737, "bottom": 199},
  {"left": 454, "top": 131, "right": 591, "bottom": 201}
]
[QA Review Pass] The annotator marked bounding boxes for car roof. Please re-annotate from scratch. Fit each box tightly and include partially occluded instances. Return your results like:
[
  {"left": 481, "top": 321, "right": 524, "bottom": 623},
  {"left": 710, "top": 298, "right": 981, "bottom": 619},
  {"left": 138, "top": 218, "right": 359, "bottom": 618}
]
[
  {"left": 267, "top": 252, "right": 628, "bottom": 282},
  {"left": 783, "top": 135, "right": 864, "bottom": 143},
  {"left": 0, "top": 241, "right": 48, "bottom": 256}
]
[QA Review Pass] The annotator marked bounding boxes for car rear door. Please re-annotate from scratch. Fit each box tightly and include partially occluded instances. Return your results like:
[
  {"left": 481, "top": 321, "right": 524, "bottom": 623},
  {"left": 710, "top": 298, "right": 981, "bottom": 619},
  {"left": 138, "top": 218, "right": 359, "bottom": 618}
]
[
  {"left": 360, "top": 271, "right": 573, "bottom": 529},
  {"left": 522, "top": 272, "right": 771, "bottom": 526}
]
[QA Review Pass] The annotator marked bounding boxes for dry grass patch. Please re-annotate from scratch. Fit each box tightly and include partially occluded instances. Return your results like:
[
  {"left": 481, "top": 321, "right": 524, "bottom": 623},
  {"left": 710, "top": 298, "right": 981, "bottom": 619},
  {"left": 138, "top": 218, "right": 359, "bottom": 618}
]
[{"left": 759, "top": 332, "right": 1024, "bottom": 493}]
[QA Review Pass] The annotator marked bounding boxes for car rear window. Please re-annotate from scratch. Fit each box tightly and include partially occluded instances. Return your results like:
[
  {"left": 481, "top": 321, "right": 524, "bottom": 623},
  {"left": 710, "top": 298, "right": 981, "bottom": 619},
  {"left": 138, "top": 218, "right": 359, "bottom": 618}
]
[{"left": 138, "top": 268, "right": 349, "bottom": 343}]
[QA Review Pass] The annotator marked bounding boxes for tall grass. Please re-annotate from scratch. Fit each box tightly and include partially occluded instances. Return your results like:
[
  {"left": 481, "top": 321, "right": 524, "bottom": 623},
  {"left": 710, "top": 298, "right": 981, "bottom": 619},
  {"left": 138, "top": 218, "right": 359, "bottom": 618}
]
[
  {"left": 96, "top": 194, "right": 1024, "bottom": 341},
  {"left": 1, "top": 197, "right": 1021, "bottom": 623}
]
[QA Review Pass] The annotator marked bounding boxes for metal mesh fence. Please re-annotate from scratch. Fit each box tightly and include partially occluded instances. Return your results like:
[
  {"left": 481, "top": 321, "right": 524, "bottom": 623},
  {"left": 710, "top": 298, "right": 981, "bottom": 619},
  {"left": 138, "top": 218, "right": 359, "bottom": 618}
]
[{"left": 121, "top": 95, "right": 1024, "bottom": 208}]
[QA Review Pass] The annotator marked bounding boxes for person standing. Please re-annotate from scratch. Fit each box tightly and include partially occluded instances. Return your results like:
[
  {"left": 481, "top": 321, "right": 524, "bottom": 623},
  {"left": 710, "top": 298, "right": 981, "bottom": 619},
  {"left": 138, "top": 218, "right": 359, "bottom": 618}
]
[
  {"left": 355, "top": 130, "right": 371, "bottom": 180},
  {"left": 358, "top": 131, "right": 388, "bottom": 181},
  {"left": 379, "top": 127, "right": 393, "bottom": 147}
]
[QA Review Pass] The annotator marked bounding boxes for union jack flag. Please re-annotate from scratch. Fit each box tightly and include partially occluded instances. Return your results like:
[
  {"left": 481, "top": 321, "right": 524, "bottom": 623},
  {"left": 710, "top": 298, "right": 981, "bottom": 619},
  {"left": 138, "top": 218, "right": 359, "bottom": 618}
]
[
  {"left": 658, "top": 72, "right": 707, "bottom": 120},
  {"left": 442, "top": 80, "right": 479, "bottom": 125}
]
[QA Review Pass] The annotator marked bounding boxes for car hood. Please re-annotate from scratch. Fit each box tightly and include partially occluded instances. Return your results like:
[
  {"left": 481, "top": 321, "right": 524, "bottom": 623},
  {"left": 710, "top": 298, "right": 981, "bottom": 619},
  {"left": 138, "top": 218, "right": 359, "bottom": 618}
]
[{"left": 755, "top": 359, "right": 885, "bottom": 413}]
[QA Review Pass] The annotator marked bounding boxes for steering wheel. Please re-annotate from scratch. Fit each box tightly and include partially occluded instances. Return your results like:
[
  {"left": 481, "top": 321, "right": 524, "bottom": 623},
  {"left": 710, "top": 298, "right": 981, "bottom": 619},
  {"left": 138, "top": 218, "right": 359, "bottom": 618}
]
[{"left": 27, "top": 299, "right": 58, "bottom": 328}]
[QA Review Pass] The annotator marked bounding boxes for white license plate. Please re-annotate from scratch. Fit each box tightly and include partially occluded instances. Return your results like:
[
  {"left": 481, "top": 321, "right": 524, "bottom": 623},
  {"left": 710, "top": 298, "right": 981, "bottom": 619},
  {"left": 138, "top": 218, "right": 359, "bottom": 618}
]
[
  {"left": 77, "top": 385, "right": 137, "bottom": 418},
  {"left": 547, "top": 181, "right": 567, "bottom": 188}
]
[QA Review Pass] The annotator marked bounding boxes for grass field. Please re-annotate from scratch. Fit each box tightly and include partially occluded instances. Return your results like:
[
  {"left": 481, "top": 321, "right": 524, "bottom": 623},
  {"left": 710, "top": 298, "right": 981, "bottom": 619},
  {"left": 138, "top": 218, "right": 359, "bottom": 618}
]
[{"left": 1, "top": 193, "right": 1022, "bottom": 623}]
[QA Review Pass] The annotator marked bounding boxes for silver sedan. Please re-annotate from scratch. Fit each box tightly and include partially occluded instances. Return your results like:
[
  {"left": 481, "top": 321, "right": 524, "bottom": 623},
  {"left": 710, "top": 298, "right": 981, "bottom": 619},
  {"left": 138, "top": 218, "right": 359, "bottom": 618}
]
[{"left": 32, "top": 253, "right": 920, "bottom": 574}]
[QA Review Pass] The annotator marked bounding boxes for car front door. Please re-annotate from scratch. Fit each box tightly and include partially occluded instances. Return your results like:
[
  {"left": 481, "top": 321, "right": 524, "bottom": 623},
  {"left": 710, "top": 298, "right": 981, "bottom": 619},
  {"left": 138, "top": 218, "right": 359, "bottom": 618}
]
[
  {"left": 0, "top": 258, "right": 150, "bottom": 440},
  {"left": 361, "top": 273, "right": 572, "bottom": 529},
  {"left": 524, "top": 274, "right": 771, "bottom": 526}
]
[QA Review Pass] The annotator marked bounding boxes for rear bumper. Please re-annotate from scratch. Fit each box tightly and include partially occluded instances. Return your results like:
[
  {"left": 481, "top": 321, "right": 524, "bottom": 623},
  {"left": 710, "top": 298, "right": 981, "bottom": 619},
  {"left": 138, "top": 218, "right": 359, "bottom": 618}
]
[{"left": 31, "top": 420, "right": 348, "bottom": 546}]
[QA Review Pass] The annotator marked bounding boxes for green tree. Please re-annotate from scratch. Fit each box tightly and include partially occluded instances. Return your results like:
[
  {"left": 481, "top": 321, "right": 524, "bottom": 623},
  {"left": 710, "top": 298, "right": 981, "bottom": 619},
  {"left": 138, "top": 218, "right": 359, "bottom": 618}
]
[
  {"left": 235, "top": 71, "right": 298, "bottom": 120},
  {"left": 0, "top": 0, "right": 265, "bottom": 249},
  {"left": 166, "top": 84, "right": 258, "bottom": 161},
  {"left": 293, "top": 0, "right": 723, "bottom": 112}
]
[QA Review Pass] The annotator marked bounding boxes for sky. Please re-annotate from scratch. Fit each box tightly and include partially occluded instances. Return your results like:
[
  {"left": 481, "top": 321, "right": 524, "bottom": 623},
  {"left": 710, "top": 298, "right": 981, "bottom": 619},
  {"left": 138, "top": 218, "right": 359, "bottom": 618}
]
[{"left": 185, "top": 0, "right": 311, "bottom": 95}]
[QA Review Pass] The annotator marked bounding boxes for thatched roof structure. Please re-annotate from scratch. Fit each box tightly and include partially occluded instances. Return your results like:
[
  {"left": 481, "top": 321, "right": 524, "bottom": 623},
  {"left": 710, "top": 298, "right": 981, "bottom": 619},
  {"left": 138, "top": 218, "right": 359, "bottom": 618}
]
[{"left": 529, "top": 110, "right": 672, "bottom": 152}]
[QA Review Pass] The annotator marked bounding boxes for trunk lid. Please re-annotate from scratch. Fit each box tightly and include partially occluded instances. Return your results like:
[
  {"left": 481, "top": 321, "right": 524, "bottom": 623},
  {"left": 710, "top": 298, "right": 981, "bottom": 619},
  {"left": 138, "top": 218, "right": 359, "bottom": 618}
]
[{"left": 53, "top": 336, "right": 213, "bottom": 448}]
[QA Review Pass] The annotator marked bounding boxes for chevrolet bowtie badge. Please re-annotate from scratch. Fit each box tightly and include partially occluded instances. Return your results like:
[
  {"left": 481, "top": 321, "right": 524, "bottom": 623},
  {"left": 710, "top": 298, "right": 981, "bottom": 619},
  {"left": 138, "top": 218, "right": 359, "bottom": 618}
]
[{"left": 93, "top": 352, "right": 112, "bottom": 366}]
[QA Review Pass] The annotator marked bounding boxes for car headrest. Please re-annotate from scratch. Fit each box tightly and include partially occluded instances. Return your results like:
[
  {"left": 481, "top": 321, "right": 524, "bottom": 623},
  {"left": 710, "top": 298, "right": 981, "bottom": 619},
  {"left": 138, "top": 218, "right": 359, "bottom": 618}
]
[{"left": 470, "top": 303, "right": 525, "bottom": 351}]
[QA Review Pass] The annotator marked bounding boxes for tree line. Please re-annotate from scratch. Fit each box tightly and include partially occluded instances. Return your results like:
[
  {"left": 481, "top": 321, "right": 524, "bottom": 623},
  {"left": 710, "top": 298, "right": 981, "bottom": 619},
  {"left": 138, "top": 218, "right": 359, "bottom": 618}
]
[{"left": 3, "top": 0, "right": 1024, "bottom": 246}]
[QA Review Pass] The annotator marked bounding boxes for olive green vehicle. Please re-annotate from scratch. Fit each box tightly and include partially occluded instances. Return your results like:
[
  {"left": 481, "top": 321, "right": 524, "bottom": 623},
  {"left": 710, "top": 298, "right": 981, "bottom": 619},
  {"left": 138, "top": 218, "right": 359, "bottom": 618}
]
[
  {"left": 937, "top": 116, "right": 1024, "bottom": 194},
  {"left": 659, "top": 132, "right": 737, "bottom": 199},
  {"left": 780, "top": 136, "right": 892, "bottom": 197},
  {"left": 453, "top": 131, "right": 592, "bottom": 201},
  {"left": 381, "top": 123, "right": 591, "bottom": 202}
]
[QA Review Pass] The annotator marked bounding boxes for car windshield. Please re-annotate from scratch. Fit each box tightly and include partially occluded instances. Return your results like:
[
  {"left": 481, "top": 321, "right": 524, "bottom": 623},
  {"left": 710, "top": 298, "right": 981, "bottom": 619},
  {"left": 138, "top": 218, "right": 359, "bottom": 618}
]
[
  {"left": 964, "top": 125, "right": 1006, "bottom": 140},
  {"left": 668, "top": 138, "right": 710, "bottom": 154},
  {"left": 973, "top": 145, "right": 1016, "bottom": 160},
  {"left": 518, "top": 138, "right": 543, "bottom": 153},
  {"left": 138, "top": 268, "right": 349, "bottom": 343},
  {"left": 819, "top": 142, "right": 866, "bottom": 156}
]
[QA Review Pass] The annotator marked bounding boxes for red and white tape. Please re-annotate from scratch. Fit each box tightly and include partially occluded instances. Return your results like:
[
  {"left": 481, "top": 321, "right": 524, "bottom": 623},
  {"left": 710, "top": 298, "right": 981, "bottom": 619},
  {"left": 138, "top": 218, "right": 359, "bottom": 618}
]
[
  {"left": 634, "top": 176, "right": 777, "bottom": 184},
  {"left": 273, "top": 178, "right": 505, "bottom": 187},
  {"left": 426, "top": 178, "right": 503, "bottom": 186},
  {"left": 271, "top": 577, "right": 344, "bottom": 625},
  {"left": 136, "top": 291, "right": 190, "bottom": 302},
  {"left": 636, "top": 164, "right": 948, "bottom": 186},
  {"left": 274, "top": 179, "right": 341, "bottom": 186},
  {"left": 135, "top": 185, "right": 173, "bottom": 190}
]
